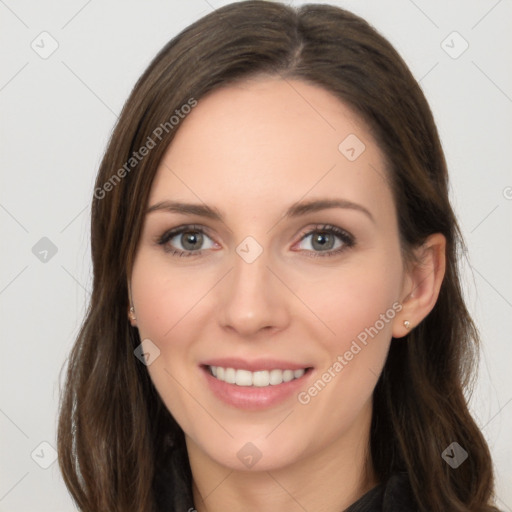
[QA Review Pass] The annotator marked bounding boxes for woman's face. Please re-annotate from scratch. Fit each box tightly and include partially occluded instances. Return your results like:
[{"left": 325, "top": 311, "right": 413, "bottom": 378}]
[{"left": 130, "top": 77, "right": 409, "bottom": 473}]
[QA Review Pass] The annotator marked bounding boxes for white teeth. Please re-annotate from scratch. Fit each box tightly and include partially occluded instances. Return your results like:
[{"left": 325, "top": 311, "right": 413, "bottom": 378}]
[
  {"left": 209, "top": 366, "right": 308, "bottom": 387},
  {"left": 225, "top": 367, "right": 236, "bottom": 384},
  {"left": 235, "top": 369, "right": 252, "bottom": 386},
  {"left": 269, "top": 369, "right": 283, "bottom": 385},
  {"left": 282, "top": 369, "right": 294, "bottom": 382},
  {"left": 252, "top": 371, "right": 270, "bottom": 387}
]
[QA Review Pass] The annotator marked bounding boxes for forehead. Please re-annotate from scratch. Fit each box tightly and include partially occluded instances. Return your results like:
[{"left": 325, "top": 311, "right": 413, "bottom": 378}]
[{"left": 148, "top": 77, "right": 393, "bottom": 222}]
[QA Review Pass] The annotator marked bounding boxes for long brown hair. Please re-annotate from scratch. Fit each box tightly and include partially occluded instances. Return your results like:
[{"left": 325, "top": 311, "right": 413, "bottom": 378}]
[{"left": 57, "top": 2, "right": 498, "bottom": 510}]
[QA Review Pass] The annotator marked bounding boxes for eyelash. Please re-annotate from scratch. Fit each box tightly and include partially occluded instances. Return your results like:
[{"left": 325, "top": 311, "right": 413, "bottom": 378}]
[{"left": 156, "top": 224, "right": 355, "bottom": 258}]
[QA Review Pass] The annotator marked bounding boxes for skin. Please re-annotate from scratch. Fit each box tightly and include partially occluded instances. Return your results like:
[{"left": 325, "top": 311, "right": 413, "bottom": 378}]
[{"left": 129, "top": 77, "right": 446, "bottom": 512}]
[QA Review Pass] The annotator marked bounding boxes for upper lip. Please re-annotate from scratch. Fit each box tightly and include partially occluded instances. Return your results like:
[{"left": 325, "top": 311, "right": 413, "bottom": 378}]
[{"left": 201, "top": 357, "right": 313, "bottom": 372}]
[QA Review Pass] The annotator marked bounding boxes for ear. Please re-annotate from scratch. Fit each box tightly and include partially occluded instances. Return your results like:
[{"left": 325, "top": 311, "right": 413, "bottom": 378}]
[{"left": 393, "top": 233, "right": 446, "bottom": 338}]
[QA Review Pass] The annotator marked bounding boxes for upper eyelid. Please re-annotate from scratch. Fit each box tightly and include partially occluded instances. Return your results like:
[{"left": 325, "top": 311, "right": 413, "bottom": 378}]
[{"left": 159, "top": 224, "right": 214, "bottom": 239}]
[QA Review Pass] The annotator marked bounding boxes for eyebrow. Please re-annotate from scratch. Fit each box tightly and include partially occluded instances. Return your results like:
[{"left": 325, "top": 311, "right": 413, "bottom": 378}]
[{"left": 146, "top": 198, "right": 374, "bottom": 223}]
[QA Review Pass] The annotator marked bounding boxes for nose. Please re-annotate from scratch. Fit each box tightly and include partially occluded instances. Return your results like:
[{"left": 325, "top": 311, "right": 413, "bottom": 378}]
[{"left": 218, "top": 249, "right": 290, "bottom": 338}]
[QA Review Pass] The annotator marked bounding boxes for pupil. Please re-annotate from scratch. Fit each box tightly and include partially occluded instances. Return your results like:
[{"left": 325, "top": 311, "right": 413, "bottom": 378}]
[
  {"left": 313, "top": 232, "right": 333, "bottom": 251},
  {"left": 182, "top": 231, "right": 202, "bottom": 250}
]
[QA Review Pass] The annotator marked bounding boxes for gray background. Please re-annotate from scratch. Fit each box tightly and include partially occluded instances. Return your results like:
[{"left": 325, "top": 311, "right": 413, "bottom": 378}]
[{"left": 1, "top": 0, "right": 511, "bottom": 510}]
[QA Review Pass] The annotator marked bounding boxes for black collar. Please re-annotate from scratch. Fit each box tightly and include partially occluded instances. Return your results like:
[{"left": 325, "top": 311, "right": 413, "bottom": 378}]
[
  {"left": 155, "top": 466, "right": 418, "bottom": 512},
  {"left": 344, "top": 472, "right": 418, "bottom": 512}
]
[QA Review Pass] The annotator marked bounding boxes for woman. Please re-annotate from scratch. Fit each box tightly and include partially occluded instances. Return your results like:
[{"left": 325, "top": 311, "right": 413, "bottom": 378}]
[{"left": 57, "top": 2, "right": 500, "bottom": 511}]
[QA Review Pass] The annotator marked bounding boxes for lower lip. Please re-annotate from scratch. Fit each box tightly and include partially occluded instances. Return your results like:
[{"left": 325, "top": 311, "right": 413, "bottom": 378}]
[{"left": 201, "top": 366, "right": 314, "bottom": 410}]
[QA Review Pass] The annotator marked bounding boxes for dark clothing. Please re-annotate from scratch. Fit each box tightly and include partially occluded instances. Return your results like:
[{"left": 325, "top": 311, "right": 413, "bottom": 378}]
[
  {"left": 154, "top": 461, "right": 418, "bottom": 512},
  {"left": 344, "top": 472, "right": 418, "bottom": 512}
]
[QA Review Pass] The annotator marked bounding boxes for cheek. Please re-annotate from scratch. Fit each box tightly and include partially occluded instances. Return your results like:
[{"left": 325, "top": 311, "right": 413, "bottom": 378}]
[
  {"left": 130, "top": 252, "right": 211, "bottom": 342},
  {"left": 295, "top": 255, "right": 402, "bottom": 350},
  {"left": 292, "top": 263, "right": 401, "bottom": 432},
  {"left": 130, "top": 253, "right": 211, "bottom": 432}
]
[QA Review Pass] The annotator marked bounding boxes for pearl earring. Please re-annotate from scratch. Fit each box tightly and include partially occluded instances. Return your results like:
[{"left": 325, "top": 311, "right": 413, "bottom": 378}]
[
  {"left": 403, "top": 320, "right": 411, "bottom": 330},
  {"left": 129, "top": 306, "right": 136, "bottom": 321}
]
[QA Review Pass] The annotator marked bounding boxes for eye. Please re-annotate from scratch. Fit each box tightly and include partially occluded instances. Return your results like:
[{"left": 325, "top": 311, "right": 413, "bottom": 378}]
[
  {"left": 156, "top": 223, "right": 355, "bottom": 258},
  {"left": 294, "top": 224, "right": 355, "bottom": 257},
  {"left": 157, "top": 225, "right": 217, "bottom": 256}
]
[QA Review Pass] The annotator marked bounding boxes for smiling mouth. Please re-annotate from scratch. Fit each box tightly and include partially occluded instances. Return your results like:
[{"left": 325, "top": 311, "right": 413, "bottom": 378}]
[{"left": 205, "top": 365, "right": 313, "bottom": 387}]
